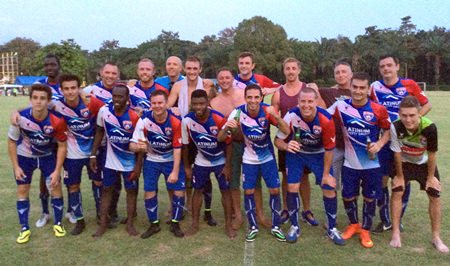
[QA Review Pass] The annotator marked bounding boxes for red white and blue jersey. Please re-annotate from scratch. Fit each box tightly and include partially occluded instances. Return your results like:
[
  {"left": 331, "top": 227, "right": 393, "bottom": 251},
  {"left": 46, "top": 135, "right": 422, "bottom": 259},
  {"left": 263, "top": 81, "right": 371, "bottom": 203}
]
[
  {"left": 370, "top": 78, "right": 428, "bottom": 121},
  {"left": 277, "top": 107, "right": 336, "bottom": 154},
  {"left": 128, "top": 81, "right": 169, "bottom": 110},
  {"left": 131, "top": 110, "right": 182, "bottom": 163},
  {"left": 233, "top": 73, "right": 279, "bottom": 90},
  {"left": 52, "top": 96, "right": 104, "bottom": 159},
  {"left": 84, "top": 81, "right": 113, "bottom": 104},
  {"left": 8, "top": 108, "right": 67, "bottom": 158},
  {"left": 327, "top": 99, "right": 391, "bottom": 170},
  {"left": 227, "top": 103, "right": 278, "bottom": 164},
  {"left": 97, "top": 104, "right": 139, "bottom": 171},
  {"left": 155, "top": 75, "right": 184, "bottom": 92},
  {"left": 36, "top": 77, "right": 61, "bottom": 99},
  {"left": 182, "top": 109, "right": 231, "bottom": 167}
]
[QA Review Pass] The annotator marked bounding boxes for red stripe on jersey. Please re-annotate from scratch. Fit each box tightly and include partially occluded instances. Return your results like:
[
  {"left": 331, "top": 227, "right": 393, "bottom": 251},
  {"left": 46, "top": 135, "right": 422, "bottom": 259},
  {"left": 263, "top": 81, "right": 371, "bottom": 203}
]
[
  {"left": 155, "top": 83, "right": 170, "bottom": 95},
  {"left": 254, "top": 74, "right": 279, "bottom": 88},
  {"left": 400, "top": 79, "right": 429, "bottom": 106},
  {"left": 370, "top": 101, "right": 391, "bottom": 129},
  {"left": 318, "top": 112, "right": 336, "bottom": 150},
  {"left": 49, "top": 113, "right": 67, "bottom": 142},
  {"left": 169, "top": 115, "right": 182, "bottom": 148},
  {"left": 88, "top": 96, "right": 105, "bottom": 116},
  {"left": 262, "top": 105, "right": 279, "bottom": 126}
]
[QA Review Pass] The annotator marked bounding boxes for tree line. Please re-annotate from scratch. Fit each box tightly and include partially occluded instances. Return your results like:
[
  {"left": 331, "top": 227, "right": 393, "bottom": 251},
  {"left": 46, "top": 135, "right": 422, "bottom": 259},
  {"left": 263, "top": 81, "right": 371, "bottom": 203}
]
[{"left": 1, "top": 16, "right": 449, "bottom": 89}]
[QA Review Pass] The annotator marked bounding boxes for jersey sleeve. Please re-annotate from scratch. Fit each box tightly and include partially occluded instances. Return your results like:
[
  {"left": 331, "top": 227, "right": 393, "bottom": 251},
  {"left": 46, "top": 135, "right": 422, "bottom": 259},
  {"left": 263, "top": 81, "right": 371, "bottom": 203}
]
[
  {"left": 171, "top": 116, "right": 183, "bottom": 149},
  {"left": 51, "top": 114, "right": 67, "bottom": 142},
  {"left": 131, "top": 118, "right": 145, "bottom": 143},
  {"left": 373, "top": 103, "right": 391, "bottom": 130},
  {"left": 89, "top": 96, "right": 105, "bottom": 116},
  {"left": 423, "top": 123, "right": 438, "bottom": 152},
  {"left": 96, "top": 106, "right": 106, "bottom": 127},
  {"left": 181, "top": 118, "right": 190, "bottom": 145},
  {"left": 264, "top": 105, "right": 279, "bottom": 126},
  {"left": 276, "top": 112, "right": 291, "bottom": 140},
  {"left": 403, "top": 79, "right": 429, "bottom": 106},
  {"left": 389, "top": 123, "right": 401, "bottom": 153},
  {"left": 8, "top": 125, "right": 20, "bottom": 141},
  {"left": 256, "top": 74, "right": 280, "bottom": 88},
  {"left": 321, "top": 114, "right": 336, "bottom": 150}
]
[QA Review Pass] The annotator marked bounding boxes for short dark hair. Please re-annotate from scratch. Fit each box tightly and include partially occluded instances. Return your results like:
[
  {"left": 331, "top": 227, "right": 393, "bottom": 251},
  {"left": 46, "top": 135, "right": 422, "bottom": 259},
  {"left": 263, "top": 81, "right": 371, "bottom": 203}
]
[
  {"left": 102, "top": 61, "right": 119, "bottom": 71},
  {"left": 334, "top": 59, "right": 352, "bottom": 70},
  {"left": 351, "top": 72, "right": 371, "bottom": 84},
  {"left": 191, "top": 89, "right": 208, "bottom": 101},
  {"left": 185, "top": 56, "right": 202, "bottom": 68},
  {"left": 244, "top": 83, "right": 262, "bottom": 97},
  {"left": 299, "top": 86, "right": 318, "bottom": 99},
  {"left": 379, "top": 54, "right": 399, "bottom": 65},
  {"left": 238, "top": 52, "right": 255, "bottom": 63},
  {"left": 30, "top": 84, "right": 52, "bottom": 100},
  {"left": 399, "top": 96, "right": 420, "bottom": 110},
  {"left": 216, "top": 67, "right": 233, "bottom": 77},
  {"left": 151, "top": 89, "right": 168, "bottom": 101},
  {"left": 44, "top": 54, "right": 60, "bottom": 66},
  {"left": 112, "top": 84, "right": 129, "bottom": 97},
  {"left": 59, "top": 73, "right": 80, "bottom": 87}
]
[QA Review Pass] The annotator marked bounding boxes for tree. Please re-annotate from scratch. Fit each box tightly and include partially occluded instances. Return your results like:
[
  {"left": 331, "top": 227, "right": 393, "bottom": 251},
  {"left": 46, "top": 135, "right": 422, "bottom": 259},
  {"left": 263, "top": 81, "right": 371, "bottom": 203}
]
[
  {"left": 31, "top": 39, "right": 88, "bottom": 80},
  {"left": 233, "top": 16, "right": 293, "bottom": 81},
  {"left": 420, "top": 27, "right": 450, "bottom": 85},
  {"left": 1, "top": 37, "right": 41, "bottom": 75}
]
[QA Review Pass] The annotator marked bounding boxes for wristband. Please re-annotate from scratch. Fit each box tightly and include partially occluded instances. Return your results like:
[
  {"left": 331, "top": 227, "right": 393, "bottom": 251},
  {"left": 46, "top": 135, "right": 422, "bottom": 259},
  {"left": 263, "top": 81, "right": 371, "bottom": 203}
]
[{"left": 89, "top": 155, "right": 96, "bottom": 159}]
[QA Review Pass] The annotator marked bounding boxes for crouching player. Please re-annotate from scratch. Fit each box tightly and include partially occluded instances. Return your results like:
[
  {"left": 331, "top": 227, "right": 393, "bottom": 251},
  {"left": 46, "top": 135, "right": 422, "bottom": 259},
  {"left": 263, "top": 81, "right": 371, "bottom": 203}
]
[
  {"left": 8, "top": 84, "right": 67, "bottom": 243},
  {"left": 327, "top": 72, "right": 391, "bottom": 248},
  {"left": 91, "top": 85, "right": 141, "bottom": 238},
  {"left": 218, "top": 84, "right": 290, "bottom": 242},
  {"left": 275, "top": 87, "right": 344, "bottom": 245},
  {"left": 182, "top": 90, "right": 235, "bottom": 238},
  {"left": 389, "top": 96, "right": 448, "bottom": 253},
  {"left": 130, "top": 90, "right": 186, "bottom": 238}
]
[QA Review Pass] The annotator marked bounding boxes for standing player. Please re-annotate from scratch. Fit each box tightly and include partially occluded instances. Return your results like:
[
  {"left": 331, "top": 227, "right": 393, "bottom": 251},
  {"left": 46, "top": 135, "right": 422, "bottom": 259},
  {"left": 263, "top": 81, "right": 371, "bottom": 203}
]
[
  {"left": 218, "top": 84, "right": 290, "bottom": 242},
  {"left": 52, "top": 74, "right": 104, "bottom": 235},
  {"left": 327, "top": 72, "right": 391, "bottom": 248},
  {"left": 130, "top": 90, "right": 186, "bottom": 238},
  {"left": 182, "top": 90, "right": 235, "bottom": 238},
  {"left": 210, "top": 68, "right": 246, "bottom": 230},
  {"left": 272, "top": 57, "right": 319, "bottom": 227},
  {"left": 370, "top": 55, "right": 431, "bottom": 233},
  {"left": 91, "top": 85, "right": 141, "bottom": 237},
  {"left": 389, "top": 96, "right": 448, "bottom": 253},
  {"left": 319, "top": 60, "right": 352, "bottom": 200},
  {"left": 155, "top": 56, "right": 185, "bottom": 93},
  {"left": 8, "top": 84, "right": 67, "bottom": 243},
  {"left": 84, "top": 62, "right": 122, "bottom": 224},
  {"left": 128, "top": 58, "right": 169, "bottom": 114},
  {"left": 274, "top": 87, "right": 344, "bottom": 245},
  {"left": 168, "top": 56, "right": 216, "bottom": 225}
]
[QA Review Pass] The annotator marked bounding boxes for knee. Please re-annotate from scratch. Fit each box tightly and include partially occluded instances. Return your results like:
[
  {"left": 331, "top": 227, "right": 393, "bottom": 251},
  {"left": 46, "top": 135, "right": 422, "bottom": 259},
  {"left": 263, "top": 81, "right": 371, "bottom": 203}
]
[
  {"left": 68, "top": 184, "right": 80, "bottom": 193},
  {"left": 93, "top": 180, "right": 103, "bottom": 187},
  {"left": 269, "top": 188, "right": 280, "bottom": 195}
]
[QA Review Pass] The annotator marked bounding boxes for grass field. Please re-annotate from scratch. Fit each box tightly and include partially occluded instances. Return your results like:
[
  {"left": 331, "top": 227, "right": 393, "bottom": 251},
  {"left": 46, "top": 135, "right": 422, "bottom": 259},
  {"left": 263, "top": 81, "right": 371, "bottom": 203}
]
[{"left": 0, "top": 92, "right": 449, "bottom": 265}]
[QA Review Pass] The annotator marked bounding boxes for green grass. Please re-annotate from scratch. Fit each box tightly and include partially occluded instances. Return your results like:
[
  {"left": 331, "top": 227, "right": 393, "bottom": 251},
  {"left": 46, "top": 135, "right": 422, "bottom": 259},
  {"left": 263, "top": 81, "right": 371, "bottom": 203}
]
[{"left": 1, "top": 93, "right": 449, "bottom": 265}]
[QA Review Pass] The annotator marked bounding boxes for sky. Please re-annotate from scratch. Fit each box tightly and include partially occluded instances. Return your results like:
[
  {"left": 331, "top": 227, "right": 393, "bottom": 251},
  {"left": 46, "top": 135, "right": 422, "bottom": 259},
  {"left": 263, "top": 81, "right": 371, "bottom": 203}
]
[{"left": 1, "top": 0, "right": 449, "bottom": 51}]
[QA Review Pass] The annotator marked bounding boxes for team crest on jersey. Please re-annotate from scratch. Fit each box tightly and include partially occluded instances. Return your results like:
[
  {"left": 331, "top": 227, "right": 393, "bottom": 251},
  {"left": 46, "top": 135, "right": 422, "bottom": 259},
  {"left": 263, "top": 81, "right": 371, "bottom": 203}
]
[
  {"left": 43, "top": 125, "right": 54, "bottom": 135},
  {"left": 123, "top": 120, "right": 132, "bottom": 130},
  {"left": 363, "top": 111, "right": 374, "bottom": 121},
  {"left": 165, "top": 127, "right": 173, "bottom": 137},
  {"left": 312, "top": 125, "right": 322, "bottom": 135},
  {"left": 396, "top": 87, "right": 407, "bottom": 96},
  {"left": 258, "top": 117, "right": 267, "bottom": 127},
  {"left": 210, "top": 126, "right": 218, "bottom": 135},
  {"left": 80, "top": 108, "right": 90, "bottom": 118},
  {"left": 420, "top": 136, "right": 427, "bottom": 146}
]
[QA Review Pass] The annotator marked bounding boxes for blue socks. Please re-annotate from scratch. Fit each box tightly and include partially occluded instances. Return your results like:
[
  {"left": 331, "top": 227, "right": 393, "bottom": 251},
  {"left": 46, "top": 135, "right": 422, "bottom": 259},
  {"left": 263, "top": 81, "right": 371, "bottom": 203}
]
[
  {"left": 92, "top": 182, "right": 102, "bottom": 217},
  {"left": 172, "top": 195, "right": 185, "bottom": 222},
  {"left": 145, "top": 196, "right": 158, "bottom": 223},
  {"left": 17, "top": 199, "right": 30, "bottom": 230},
  {"left": 51, "top": 197, "right": 64, "bottom": 225},
  {"left": 269, "top": 194, "right": 282, "bottom": 228},
  {"left": 362, "top": 200, "right": 376, "bottom": 230},
  {"left": 244, "top": 194, "right": 257, "bottom": 228},
  {"left": 287, "top": 192, "right": 300, "bottom": 227},
  {"left": 343, "top": 199, "right": 358, "bottom": 224},
  {"left": 323, "top": 196, "right": 337, "bottom": 230},
  {"left": 69, "top": 191, "right": 83, "bottom": 219}
]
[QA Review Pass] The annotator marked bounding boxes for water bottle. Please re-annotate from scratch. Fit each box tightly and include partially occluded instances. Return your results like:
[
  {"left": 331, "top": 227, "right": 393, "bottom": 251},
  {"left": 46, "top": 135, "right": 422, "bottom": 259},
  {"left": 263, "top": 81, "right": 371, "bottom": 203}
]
[{"left": 366, "top": 135, "right": 376, "bottom": 160}]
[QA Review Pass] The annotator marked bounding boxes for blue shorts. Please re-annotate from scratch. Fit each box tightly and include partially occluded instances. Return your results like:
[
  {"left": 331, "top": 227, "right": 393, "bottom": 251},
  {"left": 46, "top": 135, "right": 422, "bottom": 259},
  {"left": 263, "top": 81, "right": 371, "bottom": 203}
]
[
  {"left": 15, "top": 155, "right": 55, "bottom": 185},
  {"left": 286, "top": 152, "right": 334, "bottom": 190},
  {"left": 242, "top": 159, "right": 280, "bottom": 190},
  {"left": 63, "top": 158, "right": 97, "bottom": 186},
  {"left": 193, "top": 164, "right": 229, "bottom": 191},
  {"left": 143, "top": 160, "right": 185, "bottom": 192},
  {"left": 102, "top": 167, "right": 138, "bottom": 190},
  {"left": 341, "top": 166, "right": 382, "bottom": 200},
  {"left": 378, "top": 144, "right": 394, "bottom": 177}
]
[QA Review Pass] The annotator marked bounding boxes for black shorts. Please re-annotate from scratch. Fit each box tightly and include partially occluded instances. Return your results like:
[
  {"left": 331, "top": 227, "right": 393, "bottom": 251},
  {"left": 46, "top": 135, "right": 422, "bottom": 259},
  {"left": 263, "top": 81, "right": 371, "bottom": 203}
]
[
  {"left": 397, "top": 162, "right": 440, "bottom": 191},
  {"left": 278, "top": 150, "right": 311, "bottom": 175}
]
